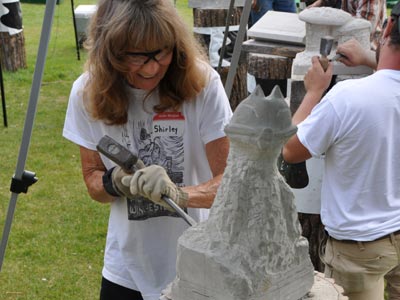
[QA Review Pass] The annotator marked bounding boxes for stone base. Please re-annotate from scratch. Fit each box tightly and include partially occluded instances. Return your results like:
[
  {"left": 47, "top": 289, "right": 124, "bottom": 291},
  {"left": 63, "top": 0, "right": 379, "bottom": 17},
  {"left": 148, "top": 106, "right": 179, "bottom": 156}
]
[
  {"left": 160, "top": 272, "right": 348, "bottom": 300},
  {"left": 291, "top": 52, "right": 373, "bottom": 81},
  {"left": 301, "top": 272, "right": 348, "bottom": 300},
  {"left": 170, "top": 264, "right": 313, "bottom": 300}
]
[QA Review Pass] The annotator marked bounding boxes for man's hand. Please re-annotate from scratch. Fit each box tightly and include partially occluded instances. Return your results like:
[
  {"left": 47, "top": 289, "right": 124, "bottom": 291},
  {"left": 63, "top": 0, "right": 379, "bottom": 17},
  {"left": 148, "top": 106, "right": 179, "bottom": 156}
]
[
  {"left": 305, "top": 56, "right": 333, "bottom": 96},
  {"left": 291, "top": 56, "right": 333, "bottom": 126},
  {"left": 122, "top": 165, "right": 189, "bottom": 212},
  {"left": 336, "top": 39, "right": 377, "bottom": 69}
]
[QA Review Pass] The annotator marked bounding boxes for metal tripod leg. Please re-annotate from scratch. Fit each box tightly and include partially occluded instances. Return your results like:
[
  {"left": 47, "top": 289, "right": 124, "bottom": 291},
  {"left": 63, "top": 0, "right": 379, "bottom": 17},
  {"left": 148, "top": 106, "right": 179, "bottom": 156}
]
[
  {"left": 70, "top": 0, "right": 80, "bottom": 61},
  {"left": 224, "top": 0, "right": 252, "bottom": 99},
  {"left": 0, "top": 59, "right": 7, "bottom": 127},
  {"left": 0, "top": 0, "right": 57, "bottom": 271}
]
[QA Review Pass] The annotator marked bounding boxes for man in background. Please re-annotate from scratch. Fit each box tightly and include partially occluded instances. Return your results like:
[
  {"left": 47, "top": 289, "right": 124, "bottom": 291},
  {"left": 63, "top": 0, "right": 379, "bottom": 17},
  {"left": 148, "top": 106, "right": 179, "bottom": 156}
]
[{"left": 282, "top": 2, "right": 400, "bottom": 299}]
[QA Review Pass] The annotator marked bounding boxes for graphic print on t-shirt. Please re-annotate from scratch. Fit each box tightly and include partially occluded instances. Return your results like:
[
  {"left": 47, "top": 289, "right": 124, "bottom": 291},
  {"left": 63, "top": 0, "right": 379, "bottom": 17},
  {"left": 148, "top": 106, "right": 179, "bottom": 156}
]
[{"left": 124, "top": 113, "right": 185, "bottom": 220}]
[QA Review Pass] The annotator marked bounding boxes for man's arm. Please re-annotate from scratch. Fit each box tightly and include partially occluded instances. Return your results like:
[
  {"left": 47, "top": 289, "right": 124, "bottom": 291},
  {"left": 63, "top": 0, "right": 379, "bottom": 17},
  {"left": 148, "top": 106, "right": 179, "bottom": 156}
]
[{"left": 283, "top": 56, "right": 333, "bottom": 163}]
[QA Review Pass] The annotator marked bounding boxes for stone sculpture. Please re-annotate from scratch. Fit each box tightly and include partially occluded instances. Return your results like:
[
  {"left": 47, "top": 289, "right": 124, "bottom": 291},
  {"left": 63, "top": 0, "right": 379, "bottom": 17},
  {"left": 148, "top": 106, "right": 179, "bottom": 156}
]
[
  {"left": 167, "top": 86, "right": 314, "bottom": 300},
  {"left": 291, "top": 7, "right": 373, "bottom": 79}
]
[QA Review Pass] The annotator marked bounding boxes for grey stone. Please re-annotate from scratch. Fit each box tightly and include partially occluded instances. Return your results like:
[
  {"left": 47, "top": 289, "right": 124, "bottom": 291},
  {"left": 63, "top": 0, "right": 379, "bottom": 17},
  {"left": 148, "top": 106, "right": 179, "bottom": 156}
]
[
  {"left": 292, "top": 7, "right": 373, "bottom": 79},
  {"left": 168, "top": 86, "right": 314, "bottom": 300}
]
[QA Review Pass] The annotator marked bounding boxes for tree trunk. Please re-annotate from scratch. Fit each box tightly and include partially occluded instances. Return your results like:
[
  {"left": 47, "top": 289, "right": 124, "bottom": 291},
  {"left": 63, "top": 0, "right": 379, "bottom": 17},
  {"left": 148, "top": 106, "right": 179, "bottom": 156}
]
[
  {"left": 0, "top": 0, "right": 27, "bottom": 71},
  {"left": 0, "top": 31, "right": 27, "bottom": 71},
  {"left": 247, "top": 53, "right": 293, "bottom": 97},
  {"left": 193, "top": 7, "right": 248, "bottom": 111},
  {"left": 298, "top": 213, "right": 326, "bottom": 272}
]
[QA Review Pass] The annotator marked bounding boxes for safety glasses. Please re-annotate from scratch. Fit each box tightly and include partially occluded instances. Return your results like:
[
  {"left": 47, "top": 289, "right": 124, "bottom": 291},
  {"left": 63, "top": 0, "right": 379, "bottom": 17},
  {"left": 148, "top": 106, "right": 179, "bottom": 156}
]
[{"left": 124, "top": 49, "right": 172, "bottom": 66}]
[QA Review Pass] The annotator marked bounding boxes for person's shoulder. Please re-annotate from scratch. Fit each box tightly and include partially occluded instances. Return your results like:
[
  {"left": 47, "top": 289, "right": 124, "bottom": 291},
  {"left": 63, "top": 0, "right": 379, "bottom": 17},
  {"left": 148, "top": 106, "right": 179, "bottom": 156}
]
[
  {"left": 330, "top": 73, "right": 377, "bottom": 94},
  {"left": 195, "top": 59, "right": 213, "bottom": 77},
  {"left": 323, "top": 73, "right": 380, "bottom": 109},
  {"left": 70, "top": 73, "right": 90, "bottom": 96},
  {"left": 73, "top": 72, "right": 89, "bottom": 87}
]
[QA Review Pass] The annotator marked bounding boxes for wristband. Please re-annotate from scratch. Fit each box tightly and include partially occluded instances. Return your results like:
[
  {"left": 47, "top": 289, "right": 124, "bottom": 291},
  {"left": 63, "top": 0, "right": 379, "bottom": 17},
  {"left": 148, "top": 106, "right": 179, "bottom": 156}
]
[{"left": 102, "top": 167, "right": 121, "bottom": 197}]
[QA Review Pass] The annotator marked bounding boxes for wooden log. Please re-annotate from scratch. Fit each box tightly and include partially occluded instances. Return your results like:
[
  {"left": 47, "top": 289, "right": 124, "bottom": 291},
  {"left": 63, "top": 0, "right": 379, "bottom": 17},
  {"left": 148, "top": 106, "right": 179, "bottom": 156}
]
[
  {"left": 248, "top": 53, "right": 292, "bottom": 80},
  {"left": 218, "top": 62, "right": 247, "bottom": 111},
  {"left": 247, "top": 53, "right": 293, "bottom": 97},
  {"left": 193, "top": 7, "right": 242, "bottom": 27},
  {"left": 298, "top": 213, "right": 326, "bottom": 272},
  {"left": 242, "top": 39, "right": 305, "bottom": 58},
  {"left": 193, "top": 7, "right": 248, "bottom": 110},
  {"left": 0, "top": 31, "right": 27, "bottom": 72},
  {"left": 290, "top": 79, "right": 306, "bottom": 114}
]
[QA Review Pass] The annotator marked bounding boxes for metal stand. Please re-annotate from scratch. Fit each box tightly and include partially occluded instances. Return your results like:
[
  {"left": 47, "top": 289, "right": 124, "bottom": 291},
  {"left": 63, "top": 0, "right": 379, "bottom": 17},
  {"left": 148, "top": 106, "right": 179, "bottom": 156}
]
[
  {"left": 217, "top": 0, "right": 235, "bottom": 73},
  {"left": 0, "top": 59, "right": 7, "bottom": 127},
  {"left": 224, "top": 0, "right": 252, "bottom": 99},
  {"left": 0, "top": 0, "right": 57, "bottom": 271},
  {"left": 70, "top": 0, "right": 80, "bottom": 60}
]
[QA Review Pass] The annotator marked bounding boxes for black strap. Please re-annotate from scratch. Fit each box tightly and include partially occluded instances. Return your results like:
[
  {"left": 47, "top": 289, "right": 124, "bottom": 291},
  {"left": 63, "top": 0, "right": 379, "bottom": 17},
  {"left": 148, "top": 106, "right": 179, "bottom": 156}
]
[
  {"left": 102, "top": 167, "right": 120, "bottom": 197},
  {"left": 277, "top": 153, "right": 309, "bottom": 189}
]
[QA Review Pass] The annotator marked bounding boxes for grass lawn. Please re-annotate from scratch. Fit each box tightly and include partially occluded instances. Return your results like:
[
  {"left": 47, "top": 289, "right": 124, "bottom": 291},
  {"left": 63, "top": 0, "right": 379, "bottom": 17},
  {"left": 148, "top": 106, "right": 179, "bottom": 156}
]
[{"left": 0, "top": 1, "right": 192, "bottom": 299}]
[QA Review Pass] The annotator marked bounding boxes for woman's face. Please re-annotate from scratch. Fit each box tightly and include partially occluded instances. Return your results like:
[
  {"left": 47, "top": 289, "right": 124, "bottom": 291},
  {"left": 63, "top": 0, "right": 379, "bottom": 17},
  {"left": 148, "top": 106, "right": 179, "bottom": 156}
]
[{"left": 124, "top": 48, "right": 173, "bottom": 90}]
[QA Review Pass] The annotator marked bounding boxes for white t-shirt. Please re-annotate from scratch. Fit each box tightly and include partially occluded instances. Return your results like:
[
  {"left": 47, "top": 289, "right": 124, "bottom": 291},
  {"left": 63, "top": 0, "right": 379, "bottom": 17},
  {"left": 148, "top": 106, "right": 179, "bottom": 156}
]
[
  {"left": 297, "top": 69, "right": 400, "bottom": 241},
  {"left": 63, "top": 66, "right": 232, "bottom": 300}
]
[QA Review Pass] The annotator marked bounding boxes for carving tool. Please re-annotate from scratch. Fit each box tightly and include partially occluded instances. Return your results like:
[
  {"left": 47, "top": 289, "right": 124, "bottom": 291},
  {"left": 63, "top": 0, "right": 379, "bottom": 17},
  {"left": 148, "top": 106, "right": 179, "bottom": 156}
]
[
  {"left": 330, "top": 53, "right": 347, "bottom": 62},
  {"left": 97, "top": 135, "right": 196, "bottom": 226}
]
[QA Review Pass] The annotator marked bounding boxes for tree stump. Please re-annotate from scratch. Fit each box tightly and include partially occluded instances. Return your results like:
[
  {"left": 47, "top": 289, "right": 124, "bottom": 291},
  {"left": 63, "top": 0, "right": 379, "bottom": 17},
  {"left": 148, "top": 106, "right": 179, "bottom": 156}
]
[
  {"left": 298, "top": 214, "right": 326, "bottom": 272},
  {"left": 0, "top": 31, "right": 27, "bottom": 71},
  {"left": 247, "top": 53, "right": 293, "bottom": 97},
  {"left": 193, "top": 7, "right": 248, "bottom": 111}
]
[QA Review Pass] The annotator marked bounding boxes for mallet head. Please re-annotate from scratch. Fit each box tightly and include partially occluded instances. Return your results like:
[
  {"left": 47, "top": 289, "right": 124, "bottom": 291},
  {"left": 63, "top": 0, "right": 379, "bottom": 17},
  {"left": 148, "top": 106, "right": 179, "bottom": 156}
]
[
  {"left": 319, "top": 36, "right": 334, "bottom": 71},
  {"left": 320, "top": 36, "right": 334, "bottom": 57}
]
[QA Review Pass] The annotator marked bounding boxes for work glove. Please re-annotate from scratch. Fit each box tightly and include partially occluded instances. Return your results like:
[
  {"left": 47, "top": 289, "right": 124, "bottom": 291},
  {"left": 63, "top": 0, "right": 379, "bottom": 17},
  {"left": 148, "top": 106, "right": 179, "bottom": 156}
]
[
  {"left": 102, "top": 159, "right": 145, "bottom": 198},
  {"left": 121, "top": 165, "right": 189, "bottom": 212}
]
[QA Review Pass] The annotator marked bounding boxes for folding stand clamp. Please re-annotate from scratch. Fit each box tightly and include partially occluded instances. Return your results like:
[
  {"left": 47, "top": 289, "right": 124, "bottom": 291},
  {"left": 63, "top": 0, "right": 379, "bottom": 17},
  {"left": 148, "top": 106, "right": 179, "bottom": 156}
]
[{"left": 10, "top": 170, "right": 38, "bottom": 194}]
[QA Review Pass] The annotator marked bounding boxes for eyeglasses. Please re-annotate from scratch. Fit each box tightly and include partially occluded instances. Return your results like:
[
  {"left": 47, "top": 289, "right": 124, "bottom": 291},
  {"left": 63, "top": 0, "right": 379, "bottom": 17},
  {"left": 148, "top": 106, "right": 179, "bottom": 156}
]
[{"left": 124, "top": 48, "right": 172, "bottom": 66}]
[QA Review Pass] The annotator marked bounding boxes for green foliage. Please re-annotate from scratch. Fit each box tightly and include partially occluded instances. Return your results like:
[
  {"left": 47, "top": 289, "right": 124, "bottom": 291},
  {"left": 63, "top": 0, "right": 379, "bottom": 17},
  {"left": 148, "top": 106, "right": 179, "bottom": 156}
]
[{"left": 0, "top": 1, "right": 191, "bottom": 299}]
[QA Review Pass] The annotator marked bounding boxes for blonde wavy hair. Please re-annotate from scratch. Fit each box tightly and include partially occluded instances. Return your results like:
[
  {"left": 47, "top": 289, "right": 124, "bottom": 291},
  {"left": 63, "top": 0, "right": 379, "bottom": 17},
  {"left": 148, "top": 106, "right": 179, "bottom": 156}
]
[{"left": 83, "top": 0, "right": 209, "bottom": 125}]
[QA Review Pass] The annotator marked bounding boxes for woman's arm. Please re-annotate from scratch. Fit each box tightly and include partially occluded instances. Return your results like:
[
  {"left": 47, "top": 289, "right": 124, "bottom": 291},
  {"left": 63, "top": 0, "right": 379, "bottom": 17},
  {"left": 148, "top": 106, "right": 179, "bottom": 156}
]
[
  {"left": 80, "top": 146, "right": 115, "bottom": 203},
  {"left": 183, "top": 136, "right": 229, "bottom": 209}
]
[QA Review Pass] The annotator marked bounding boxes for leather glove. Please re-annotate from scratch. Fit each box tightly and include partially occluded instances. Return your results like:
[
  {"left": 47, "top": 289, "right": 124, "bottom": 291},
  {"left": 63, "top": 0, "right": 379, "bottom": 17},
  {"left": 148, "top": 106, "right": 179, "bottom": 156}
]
[
  {"left": 102, "top": 159, "right": 145, "bottom": 198},
  {"left": 121, "top": 165, "right": 189, "bottom": 212}
]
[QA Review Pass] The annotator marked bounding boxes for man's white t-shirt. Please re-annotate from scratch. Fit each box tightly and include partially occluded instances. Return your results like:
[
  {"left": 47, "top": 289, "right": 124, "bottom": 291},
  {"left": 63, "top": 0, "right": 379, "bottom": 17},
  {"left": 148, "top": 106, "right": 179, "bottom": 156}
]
[
  {"left": 297, "top": 69, "right": 400, "bottom": 241},
  {"left": 63, "top": 66, "right": 232, "bottom": 300}
]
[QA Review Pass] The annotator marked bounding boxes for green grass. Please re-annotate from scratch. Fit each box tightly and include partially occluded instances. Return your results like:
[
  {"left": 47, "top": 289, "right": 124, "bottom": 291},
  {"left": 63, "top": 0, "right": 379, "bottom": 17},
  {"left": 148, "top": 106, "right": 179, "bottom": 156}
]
[{"left": 0, "top": 1, "right": 192, "bottom": 299}]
